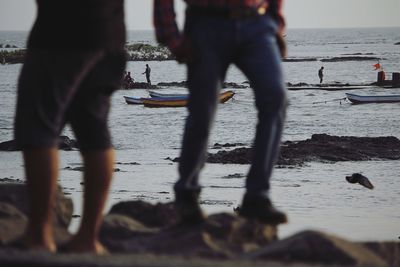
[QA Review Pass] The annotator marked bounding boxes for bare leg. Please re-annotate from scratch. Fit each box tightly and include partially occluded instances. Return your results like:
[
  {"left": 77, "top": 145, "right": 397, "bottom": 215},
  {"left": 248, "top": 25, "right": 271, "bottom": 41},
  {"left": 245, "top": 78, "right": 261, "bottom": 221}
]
[
  {"left": 23, "top": 147, "right": 58, "bottom": 252},
  {"left": 65, "top": 148, "right": 114, "bottom": 254}
]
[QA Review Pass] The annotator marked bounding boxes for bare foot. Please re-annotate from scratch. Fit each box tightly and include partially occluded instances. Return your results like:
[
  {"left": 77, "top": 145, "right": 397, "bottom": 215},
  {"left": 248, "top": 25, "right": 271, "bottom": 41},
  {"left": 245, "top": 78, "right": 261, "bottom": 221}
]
[
  {"left": 59, "top": 239, "right": 109, "bottom": 255},
  {"left": 11, "top": 235, "right": 57, "bottom": 253}
]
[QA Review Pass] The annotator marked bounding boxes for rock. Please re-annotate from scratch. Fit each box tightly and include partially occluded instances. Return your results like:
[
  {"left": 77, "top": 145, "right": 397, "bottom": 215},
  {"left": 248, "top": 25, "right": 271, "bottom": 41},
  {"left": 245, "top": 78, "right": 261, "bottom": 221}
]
[
  {"left": 207, "top": 148, "right": 252, "bottom": 164},
  {"left": 0, "top": 202, "right": 27, "bottom": 244},
  {"left": 109, "top": 200, "right": 179, "bottom": 228},
  {"left": 0, "top": 183, "right": 73, "bottom": 229},
  {"left": 206, "top": 134, "right": 400, "bottom": 166},
  {"left": 100, "top": 214, "right": 158, "bottom": 252},
  {"left": 57, "top": 136, "right": 79, "bottom": 151},
  {"left": 283, "top": 58, "right": 318, "bottom": 62},
  {"left": 246, "top": 230, "right": 387, "bottom": 266},
  {"left": 212, "top": 142, "right": 246, "bottom": 149},
  {"left": 0, "top": 136, "right": 78, "bottom": 151},
  {"left": 222, "top": 82, "right": 248, "bottom": 89},
  {"left": 395, "top": 42, "right": 400, "bottom": 45},
  {"left": 156, "top": 81, "right": 248, "bottom": 89},
  {"left": 157, "top": 81, "right": 187, "bottom": 87},
  {"left": 122, "top": 82, "right": 158, "bottom": 89},
  {"left": 110, "top": 211, "right": 277, "bottom": 258},
  {"left": 345, "top": 173, "right": 374, "bottom": 189},
  {"left": 321, "top": 56, "right": 381, "bottom": 62},
  {"left": 362, "top": 241, "right": 400, "bottom": 267}
]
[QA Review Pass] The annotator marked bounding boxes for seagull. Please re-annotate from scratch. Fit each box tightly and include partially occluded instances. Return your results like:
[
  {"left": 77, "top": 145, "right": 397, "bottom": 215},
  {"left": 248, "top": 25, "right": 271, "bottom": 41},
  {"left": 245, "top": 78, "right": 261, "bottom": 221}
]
[{"left": 346, "top": 173, "right": 374, "bottom": 190}]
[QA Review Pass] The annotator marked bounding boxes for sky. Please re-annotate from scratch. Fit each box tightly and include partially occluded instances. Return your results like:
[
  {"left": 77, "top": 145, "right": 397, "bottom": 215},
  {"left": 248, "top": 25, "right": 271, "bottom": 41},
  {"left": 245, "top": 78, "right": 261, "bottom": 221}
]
[{"left": 0, "top": 0, "right": 399, "bottom": 31}]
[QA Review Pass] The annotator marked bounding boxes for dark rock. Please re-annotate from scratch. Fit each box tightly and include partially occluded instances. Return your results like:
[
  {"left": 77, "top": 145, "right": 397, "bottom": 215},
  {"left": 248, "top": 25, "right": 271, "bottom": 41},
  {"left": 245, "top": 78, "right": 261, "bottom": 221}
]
[
  {"left": 157, "top": 81, "right": 187, "bottom": 87},
  {"left": 0, "top": 202, "right": 27, "bottom": 244},
  {"left": 0, "top": 183, "right": 73, "bottom": 229},
  {"left": 122, "top": 82, "right": 158, "bottom": 89},
  {"left": 212, "top": 142, "right": 247, "bottom": 149},
  {"left": 156, "top": 81, "right": 248, "bottom": 89},
  {"left": 222, "top": 173, "right": 245, "bottom": 179},
  {"left": 106, "top": 211, "right": 277, "bottom": 258},
  {"left": 246, "top": 230, "right": 387, "bottom": 266},
  {"left": 0, "top": 178, "right": 22, "bottom": 183},
  {"left": 395, "top": 42, "right": 400, "bottom": 45},
  {"left": 100, "top": 214, "right": 158, "bottom": 252},
  {"left": 109, "top": 200, "right": 179, "bottom": 228},
  {"left": 115, "top": 162, "right": 140, "bottom": 165},
  {"left": 321, "top": 56, "right": 381, "bottom": 62},
  {"left": 64, "top": 166, "right": 120, "bottom": 172},
  {"left": 207, "top": 134, "right": 400, "bottom": 166},
  {"left": 341, "top": 53, "right": 375, "bottom": 55},
  {"left": 0, "top": 136, "right": 78, "bottom": 151},
  {"left": 287, "top": 82, "right": 310, "bottom": 87},
  {"left": 208, "top": 147, "right": 252, "bottom": 164},
  {"left": 222, "top": 82, "right": 248, "bottom": 89},
  {"left": 362, "top": 241, "right": 400, "bottom": 267},
  {"left": 345, "top": 173, "right": 374, "bottom": 189},
  {"left": 283, "top": 58, "right": 318, "bottom": 62}
]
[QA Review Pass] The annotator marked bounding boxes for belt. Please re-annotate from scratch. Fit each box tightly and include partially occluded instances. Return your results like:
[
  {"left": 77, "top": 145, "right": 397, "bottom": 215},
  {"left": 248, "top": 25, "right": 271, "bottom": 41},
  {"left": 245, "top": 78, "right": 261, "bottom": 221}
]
[{"left": 186, "top": 5, "right": 268, "bottom": 20}]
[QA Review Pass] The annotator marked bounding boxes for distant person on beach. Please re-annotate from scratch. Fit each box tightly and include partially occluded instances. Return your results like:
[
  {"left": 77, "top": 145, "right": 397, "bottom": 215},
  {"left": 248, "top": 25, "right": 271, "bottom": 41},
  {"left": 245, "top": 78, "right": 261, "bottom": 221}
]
[
  {"left": 154, "top": 0, "right": 288, "bottom": 225},
  {"left": 13, "top": 0, "right": 126, "bottom": 254},
  {"left": 123, "top": 71, "right": 135, "bottom": 88},
  {"left": 143, "top": 64, "right": 151, "bottom": 84},
  {"left": 318, "top": 66, "right": 324, "bottom": 83}
]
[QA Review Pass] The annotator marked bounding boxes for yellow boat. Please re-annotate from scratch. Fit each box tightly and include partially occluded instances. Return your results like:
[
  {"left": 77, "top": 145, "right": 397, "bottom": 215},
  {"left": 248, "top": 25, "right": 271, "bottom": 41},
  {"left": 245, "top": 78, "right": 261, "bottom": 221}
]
[{"left": 142, "top": 90, "right": 235, "bottom": 108}]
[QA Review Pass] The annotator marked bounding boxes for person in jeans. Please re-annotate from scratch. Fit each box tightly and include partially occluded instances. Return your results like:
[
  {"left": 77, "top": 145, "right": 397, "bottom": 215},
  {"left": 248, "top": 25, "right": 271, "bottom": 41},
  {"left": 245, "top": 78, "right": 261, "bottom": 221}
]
[
  {"left": 14, "top": 0, "right": 126, "bottom": 253},
  {"left": 154, "top": 0, "right": 288, "bottom": 225}
]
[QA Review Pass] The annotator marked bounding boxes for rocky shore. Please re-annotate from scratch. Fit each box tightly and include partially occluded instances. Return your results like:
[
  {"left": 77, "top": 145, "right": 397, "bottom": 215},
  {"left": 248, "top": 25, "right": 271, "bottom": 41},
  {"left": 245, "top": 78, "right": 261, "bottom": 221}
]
[
  {"left": 0, "top": 136, "right": 78, "bottom": 151},
  {"left": 0, "top": 44, "right": 385, "bottom": 64},
  {"left": 0, "top": 180, "right": 399, "bottom": 267},
  {"left": 167, "top": 134, "right": 400, "bottom": 167}
]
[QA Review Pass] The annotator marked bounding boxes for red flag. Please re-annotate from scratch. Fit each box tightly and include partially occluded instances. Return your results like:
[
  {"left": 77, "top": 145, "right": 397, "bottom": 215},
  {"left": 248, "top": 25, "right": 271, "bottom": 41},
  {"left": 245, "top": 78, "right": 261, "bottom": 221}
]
[{"left": 373, "top": 63, "right": 381, "bottom": 70}]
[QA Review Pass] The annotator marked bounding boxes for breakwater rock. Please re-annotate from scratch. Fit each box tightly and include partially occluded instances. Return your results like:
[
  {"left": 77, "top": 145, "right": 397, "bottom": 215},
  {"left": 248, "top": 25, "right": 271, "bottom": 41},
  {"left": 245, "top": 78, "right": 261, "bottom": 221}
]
[
  {"left": 1, "top": 47, "right": 385, "bottom": 65},
  {"left": 0, "top": 182, "right": 399, "bottom": 266},
  {"left": 156, "top": 81, "right": 248, "bottom": 89},
  {"left": 0, "top": 136, "right": 78, "bottom": 151},
  {"left": 0, "top": 49, "right": 26, "bottom": 64},
  {"left": 320, "top": 56, "right": 381, "bottom": 62},
  {"left": 206, "top": 134, "right": 400, "bottom": 166}
]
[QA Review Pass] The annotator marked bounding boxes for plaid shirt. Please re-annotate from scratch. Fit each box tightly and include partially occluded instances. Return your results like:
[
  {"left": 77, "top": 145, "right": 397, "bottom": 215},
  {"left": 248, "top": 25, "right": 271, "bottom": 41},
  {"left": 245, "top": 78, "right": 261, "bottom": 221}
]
[{"left": 154, "top": 0, "right": 285, "bottom": 51}]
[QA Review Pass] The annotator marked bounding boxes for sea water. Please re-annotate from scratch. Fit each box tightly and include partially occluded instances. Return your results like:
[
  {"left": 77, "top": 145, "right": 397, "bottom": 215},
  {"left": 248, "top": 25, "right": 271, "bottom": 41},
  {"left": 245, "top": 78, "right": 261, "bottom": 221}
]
[{"left": 1, "top": 28, "right": 399, "bottom": 241}]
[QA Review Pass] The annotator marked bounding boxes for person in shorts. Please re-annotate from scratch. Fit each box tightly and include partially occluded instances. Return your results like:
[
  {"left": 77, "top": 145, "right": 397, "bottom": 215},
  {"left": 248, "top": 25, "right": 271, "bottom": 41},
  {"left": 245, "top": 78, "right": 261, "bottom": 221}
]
[{"left": 13, "top": 0, "right": 126, "bottom": 254}]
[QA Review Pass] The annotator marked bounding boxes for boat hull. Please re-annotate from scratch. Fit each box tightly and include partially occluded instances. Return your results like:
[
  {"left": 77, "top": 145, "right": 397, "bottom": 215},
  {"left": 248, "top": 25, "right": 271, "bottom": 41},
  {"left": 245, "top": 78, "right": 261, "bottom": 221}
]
[
  {"left": 346, "top": 93, "right": 400, "bottom": 104},
  {"left": 143, "top": 90, "right": 235, "bottom": 108},
  {"left": 148, "top": 91, "right": 188, "bottom": 99},
  {"left": 123, "top": 96, "right": 143, "bottom": 104}
]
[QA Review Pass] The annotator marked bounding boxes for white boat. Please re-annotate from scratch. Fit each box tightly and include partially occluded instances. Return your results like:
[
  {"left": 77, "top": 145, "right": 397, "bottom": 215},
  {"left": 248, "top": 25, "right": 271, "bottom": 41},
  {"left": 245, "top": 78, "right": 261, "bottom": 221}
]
[
  {"left": 345, "top": 93, "right": 400, "bottom": 104},
  {"left": 143, "top": 90, "right": 235, "bottom": 108},
  {"left": 148, "top": 90, "right": 188, "bottom": 99},
  {"left": 123, "top": 96, "right": 143, "bottom": 105}
]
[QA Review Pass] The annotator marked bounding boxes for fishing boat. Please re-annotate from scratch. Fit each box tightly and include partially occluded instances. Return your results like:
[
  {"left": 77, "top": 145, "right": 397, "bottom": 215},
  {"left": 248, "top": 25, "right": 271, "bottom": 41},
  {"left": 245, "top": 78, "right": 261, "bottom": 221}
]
[
  {"left": 345, "top": 93, "right": 400, "bottom": 104},
  {"left": 123, "top": 96, "right": 143, "bottom": 105},
  {"left": 143, "top": 90, "right": 235, "bottom": 108},
  {"left": 148, "top": 91, "right": 188, "bottom": 99}
]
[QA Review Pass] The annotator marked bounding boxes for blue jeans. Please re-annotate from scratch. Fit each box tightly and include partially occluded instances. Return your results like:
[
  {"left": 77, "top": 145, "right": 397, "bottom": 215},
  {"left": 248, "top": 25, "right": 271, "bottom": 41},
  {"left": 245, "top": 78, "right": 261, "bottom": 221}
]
[{"left": 175, "top": 12, "right": 287, "bottom": 197}]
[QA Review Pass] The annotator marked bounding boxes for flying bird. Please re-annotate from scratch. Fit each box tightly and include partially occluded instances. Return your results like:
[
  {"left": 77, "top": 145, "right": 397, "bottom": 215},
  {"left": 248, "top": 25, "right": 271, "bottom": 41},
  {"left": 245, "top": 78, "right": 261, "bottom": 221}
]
[{"left": 346, "top": 173, "right": 374, "bottom": 190}]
